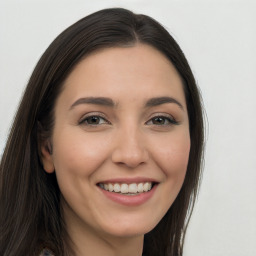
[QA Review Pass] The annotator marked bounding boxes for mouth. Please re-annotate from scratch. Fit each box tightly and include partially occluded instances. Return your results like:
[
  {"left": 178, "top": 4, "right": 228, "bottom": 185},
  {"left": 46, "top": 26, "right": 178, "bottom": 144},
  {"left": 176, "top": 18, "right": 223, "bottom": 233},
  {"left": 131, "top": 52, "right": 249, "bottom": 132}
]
[{"left": 97, "top": 182, "right": 157, "bottom": 196}]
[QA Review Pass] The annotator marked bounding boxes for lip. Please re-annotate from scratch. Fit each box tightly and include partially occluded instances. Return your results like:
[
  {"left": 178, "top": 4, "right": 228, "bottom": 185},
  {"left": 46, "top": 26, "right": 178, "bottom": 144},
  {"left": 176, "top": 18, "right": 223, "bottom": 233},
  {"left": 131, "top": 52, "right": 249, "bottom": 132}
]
[
  {"left": 98, "top": 183, "right": 158, "bottom": 206},
  {"left": 97, "top": 177, "right": 158, "bottom": 184}
]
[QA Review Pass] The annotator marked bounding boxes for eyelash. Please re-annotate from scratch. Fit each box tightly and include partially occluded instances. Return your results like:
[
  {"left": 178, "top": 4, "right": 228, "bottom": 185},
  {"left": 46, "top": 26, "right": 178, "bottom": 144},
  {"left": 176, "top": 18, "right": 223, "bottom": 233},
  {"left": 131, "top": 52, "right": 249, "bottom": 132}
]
[
  {"left": 79, "top": 114, "right": 110, "bottom": 126},
  {"left": 146, "top": 115, "right": 178, "bottom": 126},
  {"left": 79, "top": 114, "right": 178, "bottom": 127}
]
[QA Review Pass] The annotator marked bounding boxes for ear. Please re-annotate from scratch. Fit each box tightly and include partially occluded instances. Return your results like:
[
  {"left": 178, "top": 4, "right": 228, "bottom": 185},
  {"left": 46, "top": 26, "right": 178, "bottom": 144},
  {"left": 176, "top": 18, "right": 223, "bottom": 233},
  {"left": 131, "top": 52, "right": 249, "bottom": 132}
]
[{"left": 40, "top": 139, "right": 55, "bottom": 173}]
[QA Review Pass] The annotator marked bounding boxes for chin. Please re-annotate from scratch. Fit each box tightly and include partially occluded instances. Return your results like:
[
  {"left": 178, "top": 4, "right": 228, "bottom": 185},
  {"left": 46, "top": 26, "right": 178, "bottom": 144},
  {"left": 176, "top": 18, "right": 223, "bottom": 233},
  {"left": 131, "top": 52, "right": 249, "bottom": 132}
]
[{"left": 100, "top": 217, "right": 159, "bottom": 238}]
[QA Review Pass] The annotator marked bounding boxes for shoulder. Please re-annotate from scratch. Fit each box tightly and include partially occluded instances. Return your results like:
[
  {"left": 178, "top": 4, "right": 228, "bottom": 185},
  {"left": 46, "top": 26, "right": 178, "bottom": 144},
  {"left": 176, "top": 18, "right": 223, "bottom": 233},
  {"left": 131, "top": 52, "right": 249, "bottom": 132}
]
[{"left": 39, "top": 248, "right": 55, "bottom": 256}]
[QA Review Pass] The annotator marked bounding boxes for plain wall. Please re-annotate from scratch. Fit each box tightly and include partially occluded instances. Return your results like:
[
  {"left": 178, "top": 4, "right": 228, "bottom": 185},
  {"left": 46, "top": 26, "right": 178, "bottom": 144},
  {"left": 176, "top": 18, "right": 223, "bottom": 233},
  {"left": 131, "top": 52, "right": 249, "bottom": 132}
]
[{"left": 0, "top": 0, "right": 255, "bottom": 255}]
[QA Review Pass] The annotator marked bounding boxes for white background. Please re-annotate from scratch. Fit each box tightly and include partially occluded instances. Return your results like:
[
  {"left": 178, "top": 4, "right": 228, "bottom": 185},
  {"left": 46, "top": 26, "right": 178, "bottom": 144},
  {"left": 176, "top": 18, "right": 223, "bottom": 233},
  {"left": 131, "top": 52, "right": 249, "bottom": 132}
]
[{"left": 0, "top": 0, "right": 255, "bottom": 255}]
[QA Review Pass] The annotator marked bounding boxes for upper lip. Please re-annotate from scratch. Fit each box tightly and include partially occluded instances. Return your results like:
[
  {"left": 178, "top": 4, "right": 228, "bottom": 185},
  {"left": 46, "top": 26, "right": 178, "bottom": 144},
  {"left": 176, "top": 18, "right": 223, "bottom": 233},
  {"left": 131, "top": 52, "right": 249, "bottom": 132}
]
[{"left": 97, "top": 177, "right": 159, "bottom": 184}]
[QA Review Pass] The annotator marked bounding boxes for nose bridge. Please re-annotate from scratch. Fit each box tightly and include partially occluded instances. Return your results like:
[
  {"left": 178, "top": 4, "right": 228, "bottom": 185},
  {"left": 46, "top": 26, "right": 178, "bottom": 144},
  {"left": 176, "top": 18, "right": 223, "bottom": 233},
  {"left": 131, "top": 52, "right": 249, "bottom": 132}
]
[{"left": 111, "top": 122, "right": 148, "bottom": 168}]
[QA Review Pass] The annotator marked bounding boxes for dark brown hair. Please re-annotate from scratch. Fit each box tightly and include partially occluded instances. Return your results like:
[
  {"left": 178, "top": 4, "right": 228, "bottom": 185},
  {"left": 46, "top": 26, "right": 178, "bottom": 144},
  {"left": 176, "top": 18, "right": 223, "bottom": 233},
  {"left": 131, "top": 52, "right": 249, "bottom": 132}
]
[{"left": 0, "top": 8, "right": 204, "bottom": 256}]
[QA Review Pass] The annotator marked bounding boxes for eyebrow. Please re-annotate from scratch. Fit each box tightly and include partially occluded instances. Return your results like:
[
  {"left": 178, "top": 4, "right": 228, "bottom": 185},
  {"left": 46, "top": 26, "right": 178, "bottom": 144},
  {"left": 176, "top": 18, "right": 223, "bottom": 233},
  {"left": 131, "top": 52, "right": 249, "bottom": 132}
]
[
  {"left": 145, "top": 96, "right": 184, "bottom": 110},
  {"left": 69, "top": 97, "right": 115, "bottom": 109},
  {"left": 69, "top": 96, "right": 184, "bottom": 110}
]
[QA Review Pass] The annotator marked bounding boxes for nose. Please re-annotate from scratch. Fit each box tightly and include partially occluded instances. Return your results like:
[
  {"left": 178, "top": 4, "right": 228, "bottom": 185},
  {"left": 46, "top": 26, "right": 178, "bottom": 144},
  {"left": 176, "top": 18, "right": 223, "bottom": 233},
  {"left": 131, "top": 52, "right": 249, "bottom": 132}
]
[{"left": 111, "top": 127, "right": 149, "bottom": 169}]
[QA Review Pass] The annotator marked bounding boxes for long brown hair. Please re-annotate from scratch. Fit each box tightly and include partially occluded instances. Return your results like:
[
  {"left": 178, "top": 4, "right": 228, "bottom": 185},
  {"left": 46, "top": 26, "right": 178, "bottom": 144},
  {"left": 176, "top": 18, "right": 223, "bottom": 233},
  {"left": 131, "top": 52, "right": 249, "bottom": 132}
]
[{"left": 0, "top": 8, "right": 204, "bottom": 256}]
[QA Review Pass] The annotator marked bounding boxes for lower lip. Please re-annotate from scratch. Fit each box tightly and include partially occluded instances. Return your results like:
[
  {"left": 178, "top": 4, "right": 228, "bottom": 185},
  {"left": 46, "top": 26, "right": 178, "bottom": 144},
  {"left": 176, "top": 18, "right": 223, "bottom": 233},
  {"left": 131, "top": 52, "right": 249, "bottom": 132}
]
[{"left": 99, "top": 184, "right": 158, "bottom": 206}]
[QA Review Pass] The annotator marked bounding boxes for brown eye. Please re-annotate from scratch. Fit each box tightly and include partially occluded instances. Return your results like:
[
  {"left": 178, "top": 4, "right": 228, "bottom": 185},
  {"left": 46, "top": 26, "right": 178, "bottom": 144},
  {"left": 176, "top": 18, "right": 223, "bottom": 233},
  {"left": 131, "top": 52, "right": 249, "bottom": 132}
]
[
  {"left": 86, "top": 116, "right": 101, "bottom": 124},
  {"left": 152, "top": 117, "right": 166, "bottom": 125},
  {"left": 80, "top": 115, "right": 109, "bottom": 125},
  {"left": 146, "top": 115, "right": 178, "bottom": 126}
]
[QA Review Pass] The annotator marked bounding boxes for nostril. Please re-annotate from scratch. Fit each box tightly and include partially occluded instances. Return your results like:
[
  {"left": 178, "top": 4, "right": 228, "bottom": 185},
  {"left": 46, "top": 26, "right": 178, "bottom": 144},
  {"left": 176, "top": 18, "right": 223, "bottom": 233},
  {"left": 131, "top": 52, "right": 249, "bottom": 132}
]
[
  {"left": 112, "top": 150, "right": 148, "bottom": 169},
  {"left": 111, "top": 136, "right": 149, "bottom": 168}
]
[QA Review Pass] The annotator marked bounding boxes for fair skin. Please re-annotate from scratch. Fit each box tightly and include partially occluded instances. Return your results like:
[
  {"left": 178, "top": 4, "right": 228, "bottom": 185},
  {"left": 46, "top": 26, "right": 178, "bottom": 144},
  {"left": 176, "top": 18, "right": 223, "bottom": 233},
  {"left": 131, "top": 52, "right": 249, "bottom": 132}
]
[{"left": 41, "top": 44, "right": 190, "bottom": 256}]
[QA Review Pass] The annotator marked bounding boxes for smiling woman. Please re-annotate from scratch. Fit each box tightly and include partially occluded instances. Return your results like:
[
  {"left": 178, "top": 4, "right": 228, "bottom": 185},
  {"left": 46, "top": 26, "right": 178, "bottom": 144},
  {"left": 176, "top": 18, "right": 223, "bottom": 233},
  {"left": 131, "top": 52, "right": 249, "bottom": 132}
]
[{"left": 0, "top": 8, "right": 204, "bottom": 256}]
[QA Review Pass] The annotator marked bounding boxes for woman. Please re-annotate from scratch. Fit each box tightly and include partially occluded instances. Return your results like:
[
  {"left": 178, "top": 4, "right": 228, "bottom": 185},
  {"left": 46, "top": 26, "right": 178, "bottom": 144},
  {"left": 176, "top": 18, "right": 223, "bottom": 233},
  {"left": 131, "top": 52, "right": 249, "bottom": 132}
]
[{"left": 0, "top": 8, "right": 204, "bottom": 256}]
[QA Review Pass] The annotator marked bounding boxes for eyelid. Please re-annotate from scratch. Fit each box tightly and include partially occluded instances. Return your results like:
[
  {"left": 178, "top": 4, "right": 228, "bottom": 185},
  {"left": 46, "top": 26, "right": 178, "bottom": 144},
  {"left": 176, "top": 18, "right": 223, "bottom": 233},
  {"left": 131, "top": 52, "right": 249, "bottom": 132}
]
[
  {"left": 78, "top": 112, "right": 111, "bottom": 125},
  {"left": 145, "top": 113, "right": 179, "bottom": 125}
]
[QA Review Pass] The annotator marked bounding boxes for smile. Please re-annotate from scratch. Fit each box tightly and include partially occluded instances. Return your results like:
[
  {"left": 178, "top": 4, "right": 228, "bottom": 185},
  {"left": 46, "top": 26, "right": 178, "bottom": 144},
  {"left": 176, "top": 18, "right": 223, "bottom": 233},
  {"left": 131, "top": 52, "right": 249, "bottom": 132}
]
[{"left": 98, "top": 182, "right": 153, "bottom": 195}]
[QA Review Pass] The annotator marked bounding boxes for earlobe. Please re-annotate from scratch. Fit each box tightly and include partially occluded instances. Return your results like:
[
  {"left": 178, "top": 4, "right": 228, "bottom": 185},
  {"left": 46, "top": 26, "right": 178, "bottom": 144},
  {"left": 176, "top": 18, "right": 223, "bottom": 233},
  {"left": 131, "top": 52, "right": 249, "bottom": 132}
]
[{"left": 40, "top": 140, "right": 55, "bottom": 173}]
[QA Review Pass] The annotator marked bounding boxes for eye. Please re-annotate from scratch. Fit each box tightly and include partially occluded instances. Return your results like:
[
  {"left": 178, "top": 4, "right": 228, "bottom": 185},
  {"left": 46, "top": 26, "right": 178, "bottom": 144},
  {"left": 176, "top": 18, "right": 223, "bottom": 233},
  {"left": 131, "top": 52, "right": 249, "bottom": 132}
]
[
  {"left": 146, "top": 115, "right": 178, "bottom": 126},
  {"left": 79, "top": 115, "right": 110, "bottom": 126}
]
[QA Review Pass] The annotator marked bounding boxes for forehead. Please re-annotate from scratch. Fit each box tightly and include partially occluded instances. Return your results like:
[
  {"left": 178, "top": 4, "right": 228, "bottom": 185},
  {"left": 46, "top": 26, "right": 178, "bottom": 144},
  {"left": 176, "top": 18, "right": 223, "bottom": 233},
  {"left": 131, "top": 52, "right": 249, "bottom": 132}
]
[{"left": 58, "top": 44, "right": 186, "bottom": 108}]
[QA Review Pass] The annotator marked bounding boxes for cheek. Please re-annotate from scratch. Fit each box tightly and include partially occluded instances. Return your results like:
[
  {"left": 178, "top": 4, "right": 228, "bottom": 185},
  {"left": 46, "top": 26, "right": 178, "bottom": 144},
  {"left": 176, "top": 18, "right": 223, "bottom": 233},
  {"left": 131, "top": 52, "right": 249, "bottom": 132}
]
[
  {"left": 154, "top": 132, "right": 190, "bottom": 174},
  {"left": 52, "top": 129, "right": 112, "bottom": 179},
  {"left": 147, "top": 131, "right": 190, "bottom": 218},
  {"left": 51, "top": 130, "right": 113, "bottom": 216},
  {"left": 151, "top": 130, "right": 190, "bottom": 199}
]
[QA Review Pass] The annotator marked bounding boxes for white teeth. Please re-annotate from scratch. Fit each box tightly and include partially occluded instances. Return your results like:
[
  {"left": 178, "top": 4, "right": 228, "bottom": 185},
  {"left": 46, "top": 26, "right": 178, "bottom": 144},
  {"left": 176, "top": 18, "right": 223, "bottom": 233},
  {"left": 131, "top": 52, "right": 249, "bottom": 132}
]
[
  {"left": 114, "top": 183, "right": 120, "bottom": 192},
  {"left": 143, "top": 182, "right": 151, "bottom": 192},
  {"left": 99, "top": 182, "right": 153, "bottom": 194},
  {"left": 138, "top": 183, "right": 144, "bottom": 193},
  {"left": 121, "top": 184, "right": 129, "bottom": 193},
  {"left": 108, "top": 183, "right": 114, "bottom": 192},
  {"left": 128, "top": 183, "right": 137, "bottom": 193}
]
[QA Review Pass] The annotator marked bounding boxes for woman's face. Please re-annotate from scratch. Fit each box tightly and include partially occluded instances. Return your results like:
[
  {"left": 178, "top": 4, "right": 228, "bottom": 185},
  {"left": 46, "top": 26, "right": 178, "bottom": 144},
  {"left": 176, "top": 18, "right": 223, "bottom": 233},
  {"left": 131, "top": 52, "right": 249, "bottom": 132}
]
[{"left": 41, "top": 44, "right": 190, "bottom": 239}]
